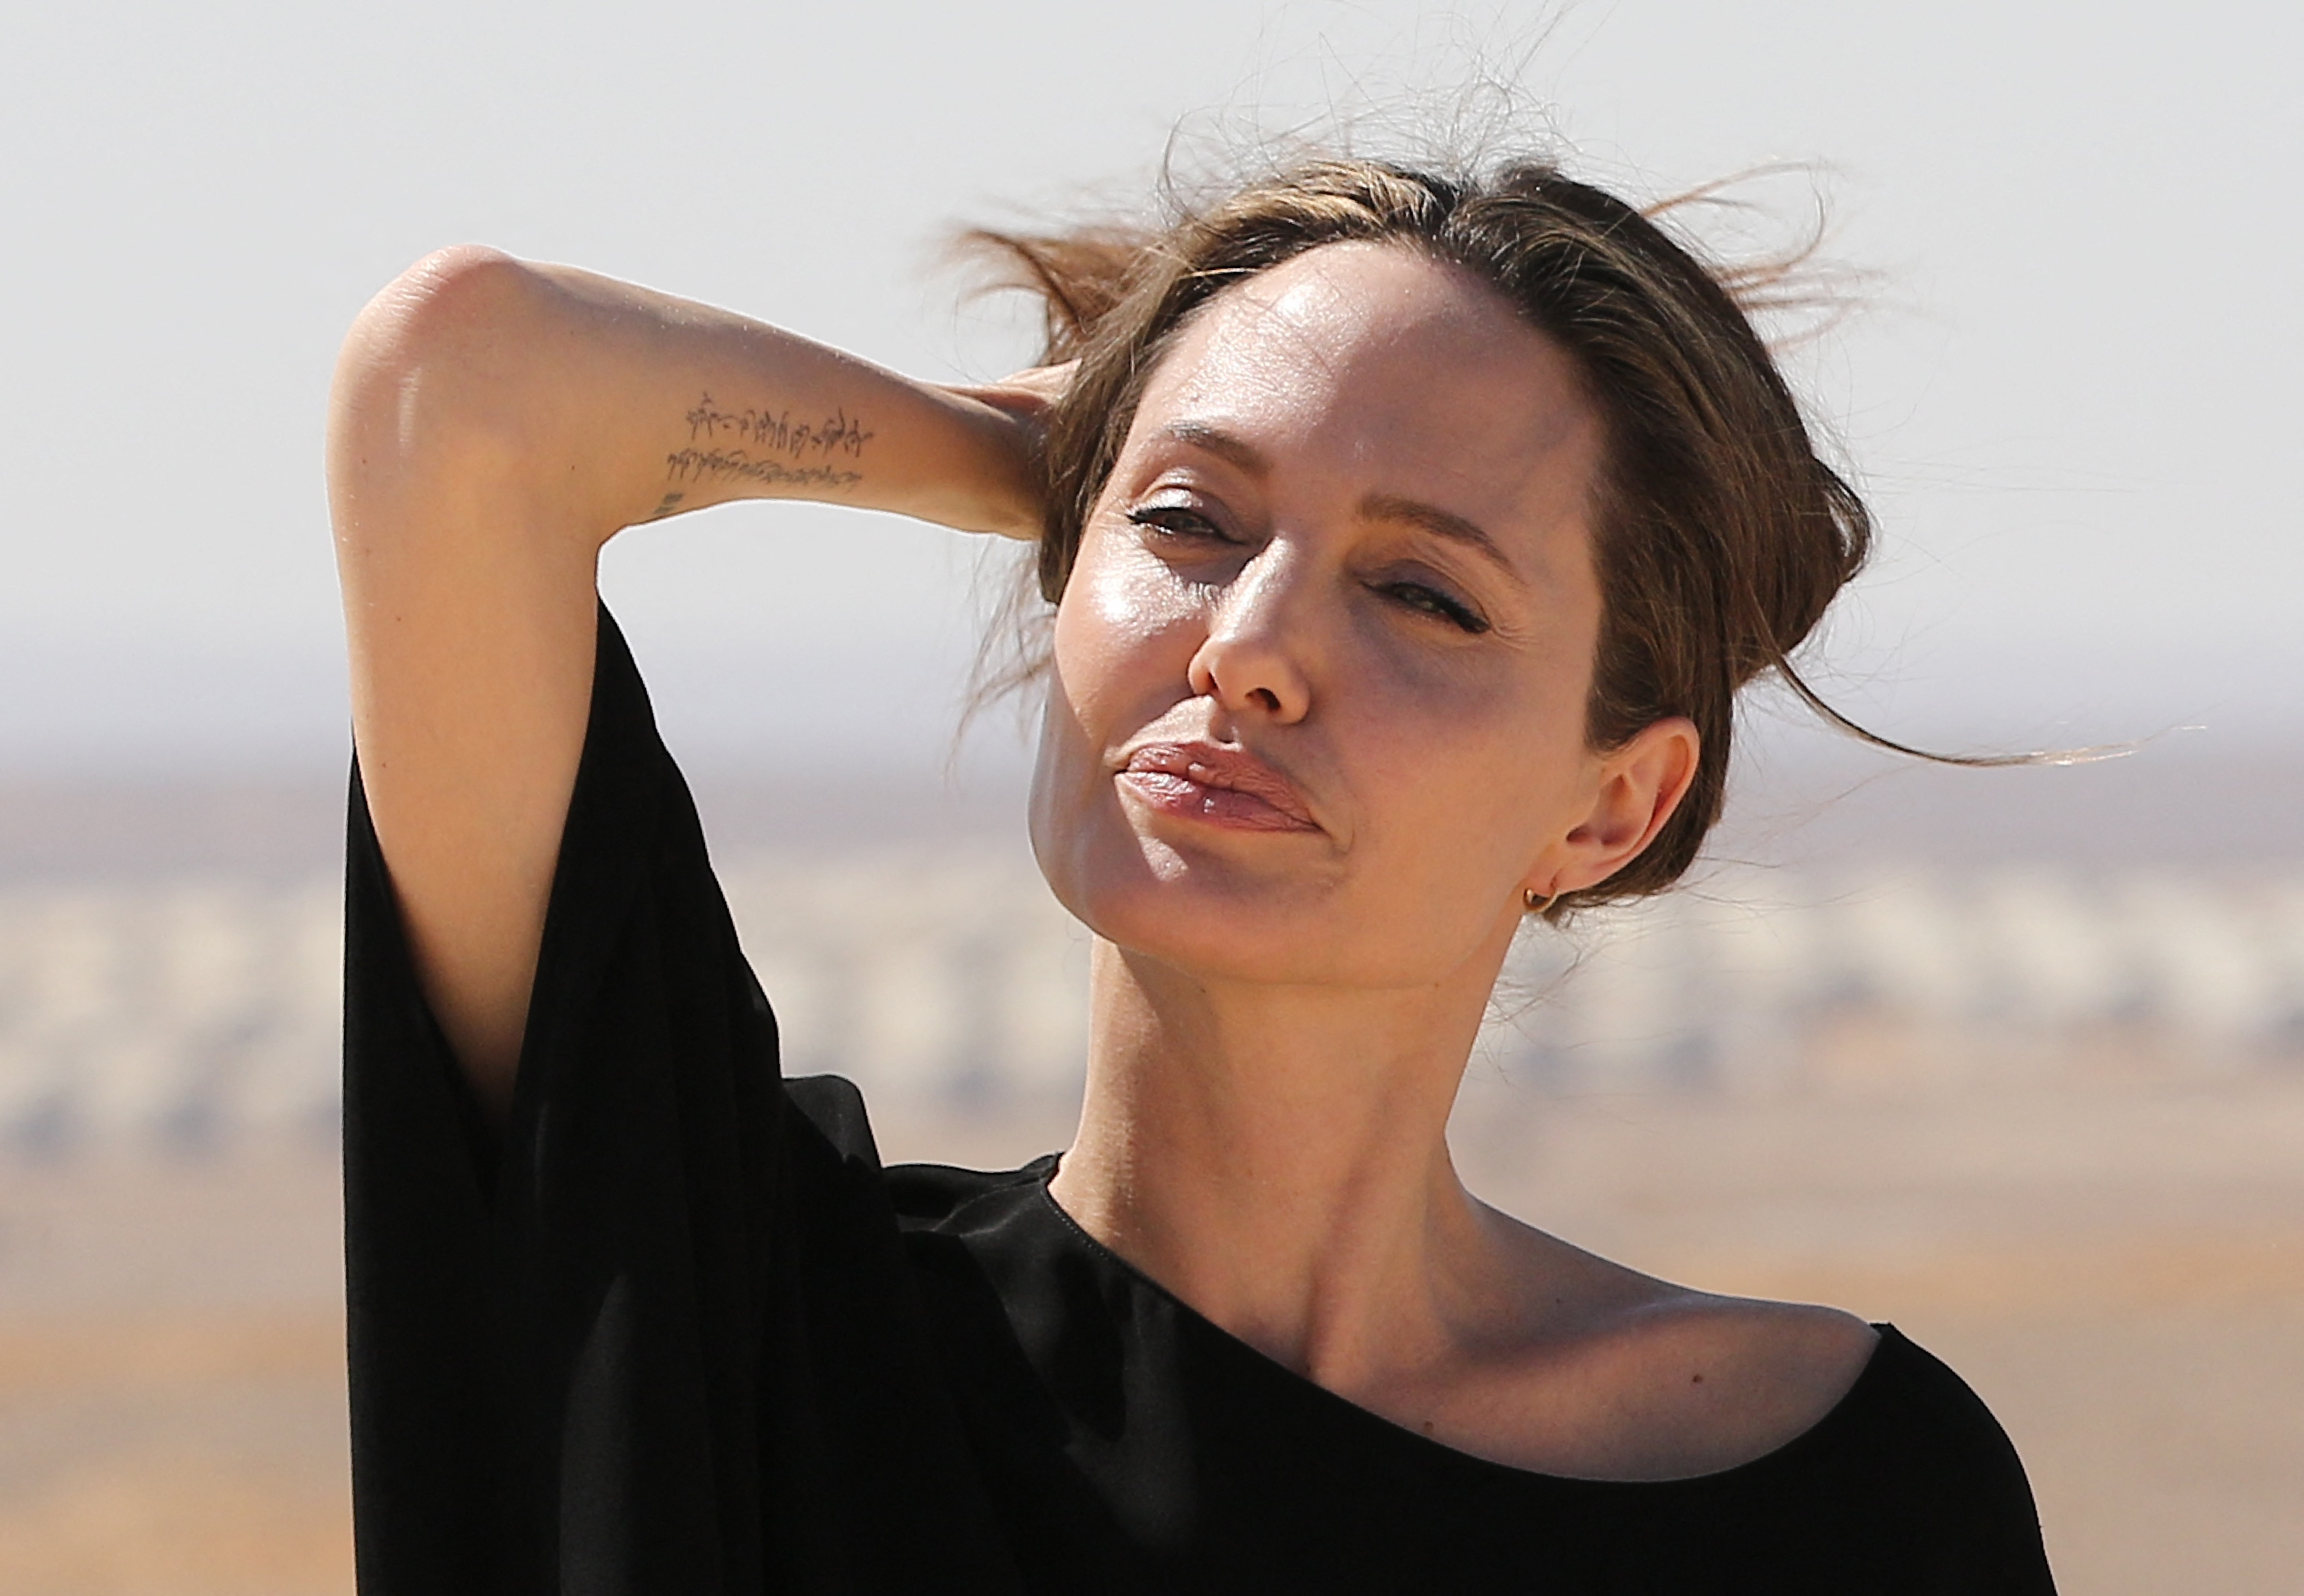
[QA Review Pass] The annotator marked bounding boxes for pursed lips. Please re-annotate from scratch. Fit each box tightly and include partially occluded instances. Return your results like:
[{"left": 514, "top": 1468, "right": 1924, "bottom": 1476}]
[{"left": 1114, "top": 742, "right": 1321, "bottom": 833}]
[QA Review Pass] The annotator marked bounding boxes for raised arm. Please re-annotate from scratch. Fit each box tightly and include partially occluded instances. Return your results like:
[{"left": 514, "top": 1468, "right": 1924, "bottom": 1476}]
[{"left": 328, "top": 247, "right": 1040, "bottom": 1116}]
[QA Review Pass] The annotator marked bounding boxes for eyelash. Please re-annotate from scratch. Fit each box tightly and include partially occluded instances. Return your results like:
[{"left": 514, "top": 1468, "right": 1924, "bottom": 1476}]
[
  {"left": 1125, "top": 505, "right": 1490, "bottom": 635},
  {"left": 1126, "top": 504, "right": 1235, "bottom": 542},
  {"left": 1382, "top": 581, "right": 1490, "bottom": 634}
]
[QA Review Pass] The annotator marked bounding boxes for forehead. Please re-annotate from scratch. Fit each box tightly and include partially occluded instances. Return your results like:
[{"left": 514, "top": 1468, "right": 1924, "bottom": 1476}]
[{"left": 1132, "top": 242, "right": 1604, "bottom": 531}]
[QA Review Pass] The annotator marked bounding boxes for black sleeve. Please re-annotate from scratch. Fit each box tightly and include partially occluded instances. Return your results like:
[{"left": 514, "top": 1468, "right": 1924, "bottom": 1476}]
[
  {"left": 1787, "top": 1327, "right": 2058, "bottom": 1596},
  {"left": 1582, "top": 1334, "right": 2058, "bottom": 1594},
  {"left": 342, "top": 606, "right": 1020, "bottom": 1595}
]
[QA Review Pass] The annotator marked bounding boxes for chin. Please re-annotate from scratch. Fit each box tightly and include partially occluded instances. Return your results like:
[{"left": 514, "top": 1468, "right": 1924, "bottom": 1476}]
[
  {"left": 1033, "top": 802, "right": 1475, "bottom": 993},
  {"left": 1091, "top": 857, "right": 1342, "bottom": 987},
  {"left": 1031, "top": 788, "right": 1311, "bottom": 975}
]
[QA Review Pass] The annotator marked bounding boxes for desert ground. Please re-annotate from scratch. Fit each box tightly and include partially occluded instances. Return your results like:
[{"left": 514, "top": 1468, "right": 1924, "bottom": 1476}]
[{"left": 1, "top": 1057, "right": 2298, "bottom": 1595}]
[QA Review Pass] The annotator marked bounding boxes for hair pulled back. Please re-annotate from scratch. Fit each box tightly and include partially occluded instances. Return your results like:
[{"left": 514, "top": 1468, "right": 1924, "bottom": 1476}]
[{"left": 968, "top": 157, "right": 1871, "bottom": 918}]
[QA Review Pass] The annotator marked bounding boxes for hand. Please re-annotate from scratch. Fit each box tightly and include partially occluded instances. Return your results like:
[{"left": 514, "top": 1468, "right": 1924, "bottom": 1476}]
[
  {"left": 955, "top": 359, "right": 1077, "bottom": 422},
  {"left": 944, "top": 361, "right": 1077, "bottom": 541}
]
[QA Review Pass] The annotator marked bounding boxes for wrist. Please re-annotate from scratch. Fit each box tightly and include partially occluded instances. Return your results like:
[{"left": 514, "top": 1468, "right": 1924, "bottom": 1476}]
[{"left": 915, "top": 390, "right": 1047, "bottom": 540}]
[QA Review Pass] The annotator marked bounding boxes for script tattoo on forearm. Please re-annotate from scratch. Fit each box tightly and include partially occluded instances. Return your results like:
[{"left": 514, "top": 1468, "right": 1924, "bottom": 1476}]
[{"left": 664, "top": 392, "right": 874, "bottom": 490}]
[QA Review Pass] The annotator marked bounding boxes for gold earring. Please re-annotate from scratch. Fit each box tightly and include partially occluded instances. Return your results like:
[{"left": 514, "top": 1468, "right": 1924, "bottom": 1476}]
[{"left": 1524, "top": 886, "right": 1560, "bottom": 915}]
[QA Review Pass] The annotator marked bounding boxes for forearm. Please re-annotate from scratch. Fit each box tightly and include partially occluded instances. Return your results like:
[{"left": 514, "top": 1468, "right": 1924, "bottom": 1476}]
[
  {"left": 523, "top": 258, "right": 1041, "bottom": 540},
  {"left": 329, "top": 250, "right": 1043, "bottom": 682},
  {"left": 335, "top": 249, "right": 1037, "bottom": 546}
]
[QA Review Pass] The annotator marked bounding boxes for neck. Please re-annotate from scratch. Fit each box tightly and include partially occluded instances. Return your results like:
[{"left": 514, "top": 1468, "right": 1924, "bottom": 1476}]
[{"left": 1049, "top": 929, "right": 1519, "bottom": 1395}]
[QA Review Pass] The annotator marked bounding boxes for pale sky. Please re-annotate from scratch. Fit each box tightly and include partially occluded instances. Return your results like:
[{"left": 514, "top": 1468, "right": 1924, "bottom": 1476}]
[{"left": 1, "top": 0, "right": 2296, "bottom": 774}]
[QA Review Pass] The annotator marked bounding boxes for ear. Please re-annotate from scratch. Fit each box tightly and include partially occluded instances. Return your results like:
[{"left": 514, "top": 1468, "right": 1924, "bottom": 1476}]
[{"left": 1528, "top": 717, "right": 1701, "bottom": 899}]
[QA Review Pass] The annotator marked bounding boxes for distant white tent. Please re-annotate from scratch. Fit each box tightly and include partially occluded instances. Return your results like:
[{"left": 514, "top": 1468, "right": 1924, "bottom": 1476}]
[{"left": 0, "top": 858, "right": 2298, "bottom": 1153}]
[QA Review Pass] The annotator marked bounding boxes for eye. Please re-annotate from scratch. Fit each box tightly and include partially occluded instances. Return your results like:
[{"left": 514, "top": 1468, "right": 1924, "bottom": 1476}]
[
  {"left": 1381, "top": 580, "right": 1490, "bottom": 634},
  {"left": 1125, "top": 502, "right": 1237, "bottom": 543}
]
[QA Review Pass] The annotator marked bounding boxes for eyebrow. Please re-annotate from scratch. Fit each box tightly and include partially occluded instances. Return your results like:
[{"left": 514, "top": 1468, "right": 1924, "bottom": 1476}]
[
  {"left": 1157, "top": 419, "right": 1268, "bottom": 474},
  {"left": 1157, "top": 419, "right": 1524, "bottom": 584},
  {"left": 1356, "top": 493, "right": 1519, "bottom": 581}
]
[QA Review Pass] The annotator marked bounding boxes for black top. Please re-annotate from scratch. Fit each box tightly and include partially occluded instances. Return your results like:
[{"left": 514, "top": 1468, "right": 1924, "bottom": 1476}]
[{"left": 343, "top": 609, "right": 2058, "bottom": 1594}]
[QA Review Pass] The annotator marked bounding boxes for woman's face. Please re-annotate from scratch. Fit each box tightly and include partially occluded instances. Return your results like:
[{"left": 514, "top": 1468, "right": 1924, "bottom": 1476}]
[{"left": 1031, "top": 241, "right": 1683, "bottom": 991}]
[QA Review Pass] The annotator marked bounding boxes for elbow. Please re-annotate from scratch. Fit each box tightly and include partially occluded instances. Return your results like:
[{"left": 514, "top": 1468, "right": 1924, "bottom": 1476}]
[
  {"left": 347, "top": 244, "right": 540, "bottom": 369},
  {"left": 329, "top": 245, "right": 554, "bottom": 473}
]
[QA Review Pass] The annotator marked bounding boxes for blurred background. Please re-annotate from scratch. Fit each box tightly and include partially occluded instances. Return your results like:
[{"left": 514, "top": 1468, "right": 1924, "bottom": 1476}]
[{"left": 2, "top": 1, "right": 2299, "bottom": 1591}]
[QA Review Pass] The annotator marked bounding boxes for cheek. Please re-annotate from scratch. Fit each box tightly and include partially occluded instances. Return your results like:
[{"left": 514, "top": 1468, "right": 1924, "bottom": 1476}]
[
  {"left": 1333, "top": 632, "right": 1595, "bottom": 879},
  {"left": 1030, "top": 530, "right": 1205, "bottom": 886},
  {"left": 1336, "top": 608, "right": 1573, "bottom": 768},
  {"left": 1372, "top": 713, "right": 1564, "bottom": 869},
  {"left": 1047, "top": 528, "right": 1205, "bottom": 733}
]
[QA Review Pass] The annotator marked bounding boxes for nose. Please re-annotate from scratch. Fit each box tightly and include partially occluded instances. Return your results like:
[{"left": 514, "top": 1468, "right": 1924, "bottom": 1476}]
[{"left": 1185, "top": 544, "right": 1314, "bottom": 724}]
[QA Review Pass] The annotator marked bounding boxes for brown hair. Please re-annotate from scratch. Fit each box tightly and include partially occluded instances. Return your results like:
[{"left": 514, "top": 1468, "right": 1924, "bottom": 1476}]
[{"left": 965, "top": 156, "right": 1888, "bottom": 919}]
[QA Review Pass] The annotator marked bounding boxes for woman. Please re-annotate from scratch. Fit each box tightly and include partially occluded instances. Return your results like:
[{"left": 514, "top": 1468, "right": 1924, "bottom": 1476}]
[{"left": 329, "top": 157, "right": 2056, "bottom": 1591}]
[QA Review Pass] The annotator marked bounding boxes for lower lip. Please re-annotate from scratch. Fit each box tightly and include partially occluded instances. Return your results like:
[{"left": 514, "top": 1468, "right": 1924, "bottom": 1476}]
[{"left": 1116, "top": 771, "right": 1317, "bottom": 833}]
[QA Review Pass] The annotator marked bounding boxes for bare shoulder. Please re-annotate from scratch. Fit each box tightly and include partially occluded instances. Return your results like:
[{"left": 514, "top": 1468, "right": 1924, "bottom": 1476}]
[
  {"left": 1435, "top": 1219, "right": 1880, "bottom": 1482},
  {"left": 1584, "top": 1286, "right": 1881, "bottom": 1475}
]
